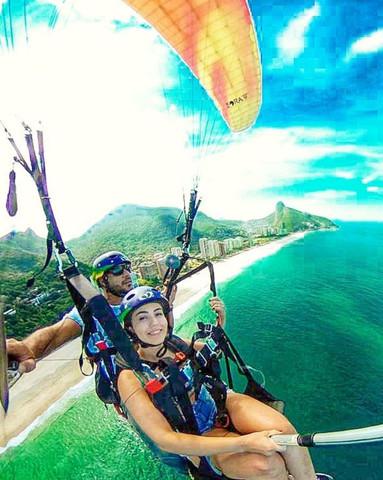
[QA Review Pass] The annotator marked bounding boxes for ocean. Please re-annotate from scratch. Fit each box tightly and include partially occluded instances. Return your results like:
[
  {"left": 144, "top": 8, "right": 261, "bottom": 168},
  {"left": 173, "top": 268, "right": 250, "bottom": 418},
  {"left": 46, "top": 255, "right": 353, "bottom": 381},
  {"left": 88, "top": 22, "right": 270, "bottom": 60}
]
[{"left": 1, "top": 222, "right": 383, "bottom": 479}]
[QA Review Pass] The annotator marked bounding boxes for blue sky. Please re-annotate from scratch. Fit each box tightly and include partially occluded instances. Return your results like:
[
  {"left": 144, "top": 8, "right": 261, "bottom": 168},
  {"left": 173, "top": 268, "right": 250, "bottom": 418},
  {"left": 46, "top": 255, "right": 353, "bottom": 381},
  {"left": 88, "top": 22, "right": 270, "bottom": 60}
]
[{"left": 0, "top": 0, "right": 382, "bottom": 239}]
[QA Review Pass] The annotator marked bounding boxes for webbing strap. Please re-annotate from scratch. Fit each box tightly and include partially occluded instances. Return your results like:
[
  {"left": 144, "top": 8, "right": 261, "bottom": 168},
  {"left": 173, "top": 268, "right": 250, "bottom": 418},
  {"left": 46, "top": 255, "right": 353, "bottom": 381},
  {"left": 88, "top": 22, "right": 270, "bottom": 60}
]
[
  {"left": 63, "top": 266, "right": 143, "bottom": 373},
  {"left": 191, "top": 323, "right": 282, "bottom": 410},
  {"left": 143, "top": 360, "right": 199, "bottom": 435},
  {"left": 26, "top": 237, "right": 53, "bottom": 288}
]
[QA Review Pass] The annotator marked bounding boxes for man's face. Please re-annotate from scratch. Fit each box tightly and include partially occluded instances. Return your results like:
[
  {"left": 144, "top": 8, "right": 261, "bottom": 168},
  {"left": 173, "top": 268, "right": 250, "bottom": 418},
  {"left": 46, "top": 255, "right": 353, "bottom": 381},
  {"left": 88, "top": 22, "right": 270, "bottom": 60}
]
[{"left": 102, "top": 263, "right": 133, "bottom": 296}]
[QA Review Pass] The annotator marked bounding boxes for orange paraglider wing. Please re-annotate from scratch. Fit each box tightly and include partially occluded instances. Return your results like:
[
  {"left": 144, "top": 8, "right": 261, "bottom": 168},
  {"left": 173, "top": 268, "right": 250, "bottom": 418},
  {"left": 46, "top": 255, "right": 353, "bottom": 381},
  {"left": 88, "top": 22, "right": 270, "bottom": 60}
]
[{"left": 122, "top": 0, "right": 262, "bottom": 132}]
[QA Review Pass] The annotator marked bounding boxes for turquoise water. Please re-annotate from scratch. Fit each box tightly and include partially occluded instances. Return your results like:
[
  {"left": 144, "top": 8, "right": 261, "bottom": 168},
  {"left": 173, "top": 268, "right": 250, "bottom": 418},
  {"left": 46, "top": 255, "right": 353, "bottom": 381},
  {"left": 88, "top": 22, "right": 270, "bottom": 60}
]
[{"left": 1, "top": 222, "right": 383, "bottom": 479}]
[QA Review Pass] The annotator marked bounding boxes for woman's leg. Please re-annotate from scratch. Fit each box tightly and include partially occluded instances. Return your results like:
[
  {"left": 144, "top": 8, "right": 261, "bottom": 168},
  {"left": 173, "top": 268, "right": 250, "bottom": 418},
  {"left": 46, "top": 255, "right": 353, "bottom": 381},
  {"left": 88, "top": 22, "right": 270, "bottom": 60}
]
[
  {"left": 204, "top": 429, "right": 288, "bottom": 480},
  {"left": 225, "top": 392, "right": 316, "bottom": 480}
]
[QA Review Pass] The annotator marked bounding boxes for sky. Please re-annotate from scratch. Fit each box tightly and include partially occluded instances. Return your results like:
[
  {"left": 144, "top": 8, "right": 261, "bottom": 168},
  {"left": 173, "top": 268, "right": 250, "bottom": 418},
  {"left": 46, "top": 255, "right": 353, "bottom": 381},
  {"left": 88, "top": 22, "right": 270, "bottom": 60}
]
[{"left": 0, "top": 0, "right": 382, "bottom": 240}]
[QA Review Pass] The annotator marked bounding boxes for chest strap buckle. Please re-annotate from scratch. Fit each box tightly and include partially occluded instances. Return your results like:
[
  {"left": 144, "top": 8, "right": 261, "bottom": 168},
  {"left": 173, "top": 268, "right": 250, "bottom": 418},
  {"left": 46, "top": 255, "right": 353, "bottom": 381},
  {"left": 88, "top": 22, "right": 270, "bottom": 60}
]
[{"left": 145, "top": 377, "right": 166, "bottom": 395}]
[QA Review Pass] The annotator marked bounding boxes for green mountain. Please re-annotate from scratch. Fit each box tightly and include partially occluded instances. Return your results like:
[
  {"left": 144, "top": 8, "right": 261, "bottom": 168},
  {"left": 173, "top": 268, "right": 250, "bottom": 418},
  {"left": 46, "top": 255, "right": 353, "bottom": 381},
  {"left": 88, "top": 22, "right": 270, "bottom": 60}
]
[
  {"left": 0, "top": 201, "right": 336, "bottom": 338},
  {"left": 68, "top": 204, "right": 247, "bottom": 263},
  {"left": 0, "top": 230, "right": 90, "bottom": 339},
  {"left": 246, "top": 201, "right": 336, "bottom": 232},
  {"left": 0, "top": 228, "right": 45, "bottom": 255}
]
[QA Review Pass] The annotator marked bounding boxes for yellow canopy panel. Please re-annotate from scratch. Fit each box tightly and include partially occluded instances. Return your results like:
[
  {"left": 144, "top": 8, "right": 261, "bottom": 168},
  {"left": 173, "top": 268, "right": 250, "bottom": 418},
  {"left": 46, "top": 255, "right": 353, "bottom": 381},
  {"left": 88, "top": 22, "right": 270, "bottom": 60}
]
[{"left": 122, "top": 0, "right": 262, "bottom": 132}]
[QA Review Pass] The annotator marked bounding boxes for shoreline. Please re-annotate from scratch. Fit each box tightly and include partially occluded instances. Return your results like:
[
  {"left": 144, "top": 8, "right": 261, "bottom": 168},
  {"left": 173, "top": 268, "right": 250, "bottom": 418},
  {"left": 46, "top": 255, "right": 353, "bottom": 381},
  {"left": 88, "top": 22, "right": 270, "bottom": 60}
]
[{"left": 1, "top": 231, "right": 308, "bottom": 451}]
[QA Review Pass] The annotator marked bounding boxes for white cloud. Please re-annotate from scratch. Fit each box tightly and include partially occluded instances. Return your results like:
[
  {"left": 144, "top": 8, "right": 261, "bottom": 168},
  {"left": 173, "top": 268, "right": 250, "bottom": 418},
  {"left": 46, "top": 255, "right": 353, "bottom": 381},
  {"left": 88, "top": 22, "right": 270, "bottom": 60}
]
[
  {"left": 367, "top": 186, "right": 383, "bottom": 194},
  {"left": 2, "top": 110, "right": 381, "bottom": 239},
  {"left": 195, "top": 127, "right": 383, "bottom": 221},
  {"left": 38, "top": 0, "right": 130, "bottom": 22},
  {"left": 271, "top": 2, "right": 320, "bottom": 68},
  {"left": 304, "top": 190, "right": 356, "bottom": 201},
  {"left": 0, "top": 19, "right": 189, "bottom": 239},
  {"left": 361, "top": 155, "right": 383, "bottom": 184},
  {"left": 277, "top": 196, "right": 383, "bottom": 222},
  {"left": 345, "top": 29, "right": 383, "bottom": 61},
  {"left": 333, "top": 170, "right": 355, "bottom": 180},
  {"left": 1, "top": 5, "right": 383, "bottom": 242}
]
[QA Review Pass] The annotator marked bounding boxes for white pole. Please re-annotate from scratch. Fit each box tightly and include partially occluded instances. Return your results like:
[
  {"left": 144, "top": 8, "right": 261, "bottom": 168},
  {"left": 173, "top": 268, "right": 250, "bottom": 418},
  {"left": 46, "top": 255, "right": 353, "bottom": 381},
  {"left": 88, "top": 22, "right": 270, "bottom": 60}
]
[{"left": 271, "top": 424, "right": 383, "bottom": 447}]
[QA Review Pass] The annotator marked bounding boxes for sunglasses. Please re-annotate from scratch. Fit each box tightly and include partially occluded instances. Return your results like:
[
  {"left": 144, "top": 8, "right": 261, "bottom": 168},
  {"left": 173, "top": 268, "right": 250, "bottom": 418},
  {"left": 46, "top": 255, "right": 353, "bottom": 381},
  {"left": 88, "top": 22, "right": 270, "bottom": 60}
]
[{"left": 107, "top": 263, "right": 132, "bottom": 276}]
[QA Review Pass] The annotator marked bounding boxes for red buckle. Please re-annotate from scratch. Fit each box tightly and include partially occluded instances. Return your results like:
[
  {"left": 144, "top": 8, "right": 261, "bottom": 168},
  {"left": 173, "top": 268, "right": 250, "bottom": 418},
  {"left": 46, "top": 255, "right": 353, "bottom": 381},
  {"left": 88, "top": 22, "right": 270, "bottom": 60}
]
[
  {"left": 95, "top": 340, "right": 108, "bottom": 351},
  {"left": 145, "top": 378, "right": 165, "bottom": 395},
  {"left": 174, "top": 351, "right": 186, "bottom": 363}
]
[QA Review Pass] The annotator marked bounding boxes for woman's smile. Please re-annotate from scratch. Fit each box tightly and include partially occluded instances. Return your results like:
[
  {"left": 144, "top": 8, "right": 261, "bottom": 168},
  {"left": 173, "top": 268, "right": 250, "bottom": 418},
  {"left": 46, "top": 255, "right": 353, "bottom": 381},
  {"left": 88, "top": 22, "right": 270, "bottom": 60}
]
[
  {"left": 148, "top": 328, "right": 163, "bottom": 336},
  {"left": 131, "top": 302, "right": 168, "bottom": 344}
]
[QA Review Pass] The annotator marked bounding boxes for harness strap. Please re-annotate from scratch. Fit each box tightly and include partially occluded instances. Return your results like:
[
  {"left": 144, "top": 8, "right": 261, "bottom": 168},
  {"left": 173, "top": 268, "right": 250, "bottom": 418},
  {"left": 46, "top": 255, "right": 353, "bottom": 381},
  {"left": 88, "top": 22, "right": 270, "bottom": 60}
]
[
  {"left": 167, "top": 334, "right": 229, "bottom": 426},
  {"left": 97, "top": 349, "right": 120, "bottom": 402},
  {"left": 158, "top": 358, "right": 200, "bottom": 434},
  {"left": 191, "top": 323, "right": 284, "bottom": 412},
  {"left": 116, "top": 345, "right": 203, "bottom": 435},
  {"left": 63, "top": 266, "right": 144, "bottom": 373},
  {"left": 220, "top": 328, "right": 283, "bottom": 409},
  {"left": 26, "top": 237, "right": 53, "bottom": 288}
]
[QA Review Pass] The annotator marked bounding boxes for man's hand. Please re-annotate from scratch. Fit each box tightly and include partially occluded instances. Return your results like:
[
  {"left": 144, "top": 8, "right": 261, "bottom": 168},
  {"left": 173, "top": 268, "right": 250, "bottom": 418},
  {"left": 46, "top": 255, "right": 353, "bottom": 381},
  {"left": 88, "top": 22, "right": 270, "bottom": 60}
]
[
  {"left": 6, "top": 338, "right": 36, "bottom": 373},
  {"left": 161, "top": 282, "right": 177, "bottom": 308},
  {"left": 209, "top": 297, "right": 226, "bottom": 327},
  {"left": 167, "top": 284, "right": 177, "bottom": 308},
  {"left": 6, "top": 318, "right": 81, "bottom": 375}
]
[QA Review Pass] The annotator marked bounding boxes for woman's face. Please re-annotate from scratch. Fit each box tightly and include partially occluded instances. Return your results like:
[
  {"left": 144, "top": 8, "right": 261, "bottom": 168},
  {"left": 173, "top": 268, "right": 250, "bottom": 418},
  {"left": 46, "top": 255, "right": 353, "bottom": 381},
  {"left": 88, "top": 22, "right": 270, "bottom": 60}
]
[{"left": 130, "top": 302, "right": 168, "bottom": 344}]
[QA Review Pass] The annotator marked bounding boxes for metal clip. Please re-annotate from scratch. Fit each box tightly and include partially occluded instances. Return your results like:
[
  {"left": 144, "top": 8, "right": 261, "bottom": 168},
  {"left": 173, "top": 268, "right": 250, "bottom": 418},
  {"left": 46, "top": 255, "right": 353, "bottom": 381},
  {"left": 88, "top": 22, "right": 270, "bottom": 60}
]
[{"left": 54, "top": 247, "right": 63, "bottom": 273}]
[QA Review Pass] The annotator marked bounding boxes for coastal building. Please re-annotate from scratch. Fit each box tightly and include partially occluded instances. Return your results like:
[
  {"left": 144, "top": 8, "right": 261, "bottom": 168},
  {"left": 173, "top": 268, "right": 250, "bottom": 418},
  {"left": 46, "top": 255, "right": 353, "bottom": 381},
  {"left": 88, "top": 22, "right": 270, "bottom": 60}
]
[
  {"left": 199, "top": 238, "right": 223, "bottom": 259},
  {"left": 207, "top": 239, "right": 220, "bottom": 258},
  {"left": 254, "top": 225, "right": 269, "bottom": 237},
  {"left": 218, "top": 241, "right": 226, "bottom": 257},
  {"left": 224, "top": 238, "right": 234, "bottom": 253},
  {"left": 233, "top": 237, "right": 244, "bottom": 249},
  {"left": 30, "top": 292, "right": 50, "bottom": 306},
  {"left": 156, "top": 257, "right": 168, "bottom": 279},
  {"left": 199, "top": 238, "right": 209, "bottom": 259},
  {"left": 200, "top": 236, "right": 247, "bottom": 260},
  {"left": 139, "top": 262, "right": 158, "bottom": 279}
]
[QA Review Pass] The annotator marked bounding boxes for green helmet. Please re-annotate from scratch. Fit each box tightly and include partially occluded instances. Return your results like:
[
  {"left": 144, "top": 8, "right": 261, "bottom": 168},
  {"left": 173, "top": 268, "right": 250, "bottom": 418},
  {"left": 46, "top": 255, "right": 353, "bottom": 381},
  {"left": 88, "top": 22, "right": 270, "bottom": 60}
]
[{"left": 90, "top": 251, "right": 131, "bottom": 285}]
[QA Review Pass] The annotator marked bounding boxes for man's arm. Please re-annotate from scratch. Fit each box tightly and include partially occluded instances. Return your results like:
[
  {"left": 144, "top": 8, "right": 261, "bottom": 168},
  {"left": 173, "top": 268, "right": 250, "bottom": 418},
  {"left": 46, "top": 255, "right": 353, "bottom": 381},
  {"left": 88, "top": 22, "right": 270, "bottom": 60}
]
[{"left": 6, "top": 316, "right": 81, "bottom": 373}]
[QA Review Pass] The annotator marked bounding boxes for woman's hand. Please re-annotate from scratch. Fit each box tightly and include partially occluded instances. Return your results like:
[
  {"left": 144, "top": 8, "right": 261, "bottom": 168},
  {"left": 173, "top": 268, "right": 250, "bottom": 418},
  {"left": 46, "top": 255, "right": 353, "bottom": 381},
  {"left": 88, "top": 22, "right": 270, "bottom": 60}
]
[
  {"left": 240, "top": 430, "right": 287, "bottom": 456},
  {"left": 209, "top": 297, "right": 226, "bottom": 327}
]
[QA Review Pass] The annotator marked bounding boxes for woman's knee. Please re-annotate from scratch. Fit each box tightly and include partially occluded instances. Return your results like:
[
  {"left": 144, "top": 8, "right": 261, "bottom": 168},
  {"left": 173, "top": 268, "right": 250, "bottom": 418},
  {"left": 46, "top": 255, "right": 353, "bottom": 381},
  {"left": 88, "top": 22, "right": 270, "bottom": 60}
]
[
  {"left": 227, "top": 393, "right": 297, "bottom": 434},
  {"left": 276, "top": 419, "right": 297, "bottom": 435},
  {"left": 248, "top": 453, "right": 287, "bottom": 478}
]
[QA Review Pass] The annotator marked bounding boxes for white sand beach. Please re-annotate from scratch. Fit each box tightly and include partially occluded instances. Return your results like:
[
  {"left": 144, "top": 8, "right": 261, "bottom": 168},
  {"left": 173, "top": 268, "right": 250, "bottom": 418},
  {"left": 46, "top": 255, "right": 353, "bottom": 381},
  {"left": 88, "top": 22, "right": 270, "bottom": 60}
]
[{"left": 1, "top": 232, "right": 306, "bottom": 449}]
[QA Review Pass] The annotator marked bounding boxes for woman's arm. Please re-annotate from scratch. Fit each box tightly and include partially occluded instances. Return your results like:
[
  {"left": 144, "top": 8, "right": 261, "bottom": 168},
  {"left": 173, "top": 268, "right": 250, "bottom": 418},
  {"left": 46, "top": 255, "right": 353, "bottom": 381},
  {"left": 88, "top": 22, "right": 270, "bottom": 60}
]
[
  {"left": 118, "top": 370, "right": 284, "bottom": 457},
  {"left": 209, "top": 297, "right": 226, "bottom": 328},
  {"left": 181, "top": 296, "right": 227, "bottom": 351}
]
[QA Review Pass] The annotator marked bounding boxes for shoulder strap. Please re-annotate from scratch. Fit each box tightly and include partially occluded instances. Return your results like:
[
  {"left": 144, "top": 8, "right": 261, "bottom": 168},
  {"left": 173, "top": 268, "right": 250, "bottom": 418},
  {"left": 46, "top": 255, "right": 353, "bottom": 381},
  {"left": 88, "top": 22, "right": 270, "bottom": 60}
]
[{"left": 166, "top": 335, "right": 192, "bottom": 355}]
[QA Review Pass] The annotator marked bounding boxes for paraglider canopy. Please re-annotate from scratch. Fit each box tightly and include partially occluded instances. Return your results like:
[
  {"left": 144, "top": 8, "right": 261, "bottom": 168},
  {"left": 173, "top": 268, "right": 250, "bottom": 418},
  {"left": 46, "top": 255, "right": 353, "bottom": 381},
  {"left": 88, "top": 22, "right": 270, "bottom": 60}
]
[
  {"left": 0, "top": 1, "right": 263, "bottom": 238},
  {"left": 122, "top": 0, "right": 262, "bottom": 133}
]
